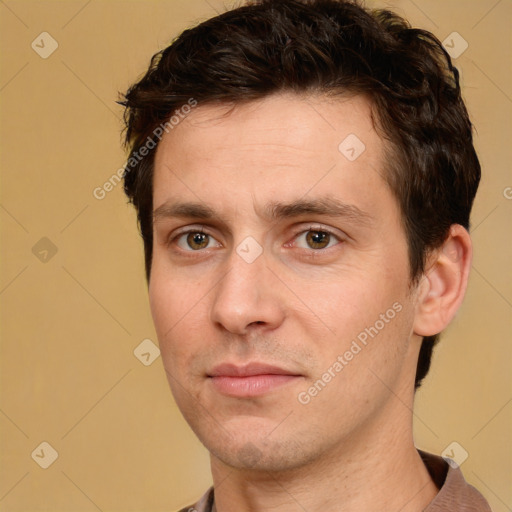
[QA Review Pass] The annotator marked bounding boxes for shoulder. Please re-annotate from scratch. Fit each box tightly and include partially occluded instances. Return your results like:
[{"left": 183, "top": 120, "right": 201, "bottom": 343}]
[
  {"left": 420, "top": 450, "right": 492, "bottom": 512},
  {"left": 176, "top": 487, "right": 214, "bottom": 512}
]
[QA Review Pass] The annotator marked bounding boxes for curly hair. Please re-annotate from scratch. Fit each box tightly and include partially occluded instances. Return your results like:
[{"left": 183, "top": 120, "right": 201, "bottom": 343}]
[{"left": 120, "top": 0, "right": 481, "bottom": 389}]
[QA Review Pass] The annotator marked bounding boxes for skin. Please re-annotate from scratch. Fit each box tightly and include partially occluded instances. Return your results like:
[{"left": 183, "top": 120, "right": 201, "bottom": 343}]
[{"left": 149, "top": 93, "right": 472, "bottom": 511}]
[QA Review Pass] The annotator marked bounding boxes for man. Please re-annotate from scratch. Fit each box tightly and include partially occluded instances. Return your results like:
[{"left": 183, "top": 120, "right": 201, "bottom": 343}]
[{"left": 120, "top": 0, "right": 491, "bottom": 510}]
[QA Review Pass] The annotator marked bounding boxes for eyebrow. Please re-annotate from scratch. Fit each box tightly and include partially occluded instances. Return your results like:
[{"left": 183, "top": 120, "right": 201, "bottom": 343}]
[
  {"left": 152, "top": 197, "right": 373, "bottom": 227},
  {"left": 153, "top": 202, "right": 216, "bottom": 222},
  {"left": 265, "top": 197, "right": 373, "bottom": 226}
]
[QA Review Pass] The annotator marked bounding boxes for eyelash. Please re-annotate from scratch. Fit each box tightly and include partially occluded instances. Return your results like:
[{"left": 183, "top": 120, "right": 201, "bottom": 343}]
[
  {"left": 290, "top": 226, "right": 342, "bottom": 251},
  {"left": 168, "top": 226, "right": 343, "bottom": 253}
]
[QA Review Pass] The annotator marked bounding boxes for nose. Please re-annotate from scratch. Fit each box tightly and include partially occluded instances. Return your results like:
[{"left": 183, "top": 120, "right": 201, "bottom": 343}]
[{"left": 210, "top": 246, "right": 286, "bottom": 335}]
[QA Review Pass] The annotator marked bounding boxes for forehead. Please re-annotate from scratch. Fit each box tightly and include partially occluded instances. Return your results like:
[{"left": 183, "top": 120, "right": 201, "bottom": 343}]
[{"left": 152, "top": 93, "right": 391, "bottom": 217}]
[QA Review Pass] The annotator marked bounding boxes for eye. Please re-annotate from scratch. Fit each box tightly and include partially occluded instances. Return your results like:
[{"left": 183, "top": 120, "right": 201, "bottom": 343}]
[
  {"left": 294, "top": 229, "right": 340, "bottom": 250},
  {"left": 175, "top": 231, "right": 220, "bottom": 251}
]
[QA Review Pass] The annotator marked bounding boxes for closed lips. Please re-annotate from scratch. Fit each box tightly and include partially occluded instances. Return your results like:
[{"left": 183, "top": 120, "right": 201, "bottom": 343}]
[{"left": 208, "top": 362, "right": 301, "bottom": 377}]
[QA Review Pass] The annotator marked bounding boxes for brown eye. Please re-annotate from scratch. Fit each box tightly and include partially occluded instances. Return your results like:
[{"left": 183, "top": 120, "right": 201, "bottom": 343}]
[
  {"left": 174, "top": 230, "right": 220, "bottom": 252},
  {"left": 186, "top": 232, "right": 210, "bottom": 250},
  {"left": 305, "top": 230, "right": 331, "bottom": 249}
]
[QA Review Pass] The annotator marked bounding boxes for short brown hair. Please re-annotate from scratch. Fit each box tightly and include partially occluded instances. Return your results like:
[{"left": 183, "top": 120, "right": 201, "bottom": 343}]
[{"left": 121, "top": 0, "right": 481, "bottom": 388}]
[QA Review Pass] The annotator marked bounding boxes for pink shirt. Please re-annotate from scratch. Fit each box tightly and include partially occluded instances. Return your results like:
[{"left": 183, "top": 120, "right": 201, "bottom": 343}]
[{"left": 178, "top": 451, "right": 492, "bottom": 511}]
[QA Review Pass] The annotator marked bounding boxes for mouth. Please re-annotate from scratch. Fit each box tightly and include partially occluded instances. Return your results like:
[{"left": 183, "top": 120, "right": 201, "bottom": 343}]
[{"left": 207, "top": 362, "right": 303, "bottom": 398}]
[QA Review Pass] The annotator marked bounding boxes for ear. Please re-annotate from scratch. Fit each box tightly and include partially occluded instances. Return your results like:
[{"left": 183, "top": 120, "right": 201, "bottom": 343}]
[{"left": 413, "top": 224, "right": 473, "bottom": 337}]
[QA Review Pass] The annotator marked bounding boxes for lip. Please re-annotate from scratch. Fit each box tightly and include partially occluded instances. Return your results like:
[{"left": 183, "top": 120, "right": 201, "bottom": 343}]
[
  {"left": 208, "top": 362, "right": 303, "bottom": 398},
  {"left": 209, "top": 362, "right": 300, "bottom": 377}
]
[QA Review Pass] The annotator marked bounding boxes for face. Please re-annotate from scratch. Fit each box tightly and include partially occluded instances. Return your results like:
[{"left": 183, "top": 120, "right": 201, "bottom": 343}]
[{"left": 150, "top": 93, "right": 422, "bottom": 472}]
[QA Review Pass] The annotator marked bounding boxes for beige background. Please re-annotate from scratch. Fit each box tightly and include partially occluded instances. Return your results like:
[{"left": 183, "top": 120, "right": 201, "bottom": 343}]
[{"left": 0, "top": 0, "right": 511, "bottom": 510}]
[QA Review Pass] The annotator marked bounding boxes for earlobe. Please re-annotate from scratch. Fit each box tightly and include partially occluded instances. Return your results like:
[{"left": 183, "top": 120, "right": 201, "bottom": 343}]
[{"left": 413, "top": 225, "right": 473, "bottom": 337}]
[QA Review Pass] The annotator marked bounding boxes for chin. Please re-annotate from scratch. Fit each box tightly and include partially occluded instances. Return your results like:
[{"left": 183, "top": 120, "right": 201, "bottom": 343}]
[{"left": 206, "top": 434, "right": 319, "bottom": 473}]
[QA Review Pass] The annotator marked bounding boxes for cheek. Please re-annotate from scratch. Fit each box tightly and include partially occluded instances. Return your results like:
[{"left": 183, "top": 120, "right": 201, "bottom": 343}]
[
  {"left": 289, "top": 269, "right": 398, "bottom": 341},
  {"left": 149, "top": 272, "right": 212, "bottom": 419},
  {"left": 296, "top": 301, "right": 415, "bottom": 426},
  {"left": 293, "top": 271, "right": 414, "bottom": 385},
  {"left": 149, "top": 252, "right": 205, "bottom": 326},
  {"left": 148, "top": 266, "right": 205, "bottom": 365},
  {"left": 149, "top": 270, "right": 175, "bottom": 338}
]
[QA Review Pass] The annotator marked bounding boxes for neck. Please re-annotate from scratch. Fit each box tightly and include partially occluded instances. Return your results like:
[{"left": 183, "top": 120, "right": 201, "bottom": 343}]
[{"left": 210, "top": 402, "right": 438, "bottom": 511}]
